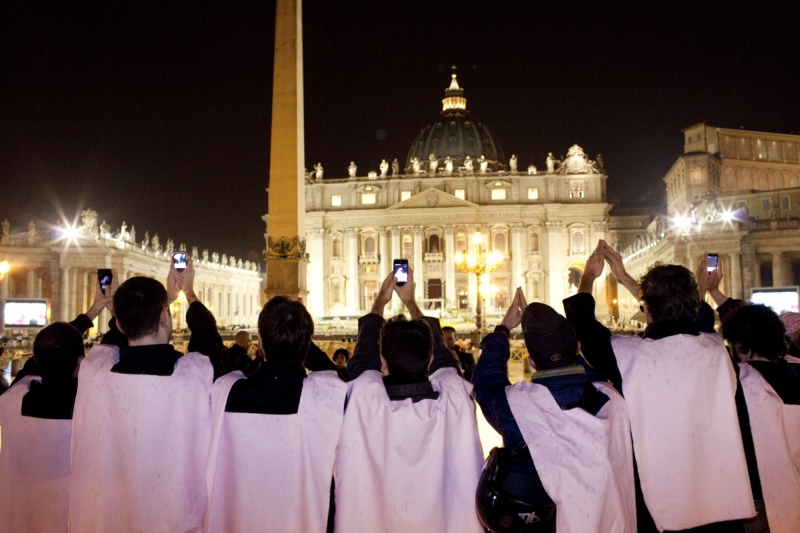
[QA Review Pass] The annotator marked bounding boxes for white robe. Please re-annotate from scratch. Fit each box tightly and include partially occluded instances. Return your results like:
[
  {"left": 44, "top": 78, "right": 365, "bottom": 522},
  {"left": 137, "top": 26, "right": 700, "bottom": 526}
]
[
  {"left": 68, "top": 344, "right": 213, "bottom": 533},
  {"left": 204, "top": 370, "right": 347, "bottom": 533},
  {"left": 739, "top": 363, "right": 800, "bottom": 532},
  {"left": 0, "top": 376, "right": 72, "bottom": 533},
  {"left": 611, "top": 333, "right": 755, "bottom": 531},
  {"left": 507, "top": 380, "right": 637, "bottom": 533},
  {"left": 334, "top": 367, "right": 484, "bottom": 533}
]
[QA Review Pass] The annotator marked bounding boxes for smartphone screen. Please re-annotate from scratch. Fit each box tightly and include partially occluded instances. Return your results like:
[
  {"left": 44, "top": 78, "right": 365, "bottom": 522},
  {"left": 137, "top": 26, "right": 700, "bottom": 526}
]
[
  {"left": 173, "top": 251, "right": 187, "bottom": 273},
  {"left": 98, "top": 269, "right": 113, "bottom": 295},
  {"left": 707, "top": 254, "right": 719, "bottom": 272},
  {"left": 393, "top": 259, "right": 409, "bottom": 286}
]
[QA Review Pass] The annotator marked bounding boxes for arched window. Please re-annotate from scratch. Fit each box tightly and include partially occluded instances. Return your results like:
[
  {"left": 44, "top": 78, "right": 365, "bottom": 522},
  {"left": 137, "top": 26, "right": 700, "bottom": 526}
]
[
  {"left": 529, "top": 232, "right": 539, "bottom": 252},
  {"left": 364, "top": 236, "right": 376, "bottom": 256},
  {"left": 332, "top": 237, "right": 342, "bottom": 258},
  {"left": 456, "top": 234, "right": 467, "bottom": 252},
  {"left": 402, "top": 235, "right": 413, "bottom": 258},
  {"left": 572, "top": 231, "right": 584, "bottom": 254},
  {"left": 428, "top": 234, "right": 440, "bottom": 253},
  {"left": 493, "top": 232, "right": 506, "bottom": 252}
]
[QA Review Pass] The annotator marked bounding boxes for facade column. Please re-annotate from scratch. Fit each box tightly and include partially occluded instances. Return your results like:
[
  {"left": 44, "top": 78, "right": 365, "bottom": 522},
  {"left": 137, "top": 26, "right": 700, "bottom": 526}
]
[
  {"left": 378, "top": 228, "right": 389, "bottom": 278},
  {"left": 443, "top": 225, "right": 456, "bottom": 309},
  {"left": 0, "top": 274, "right": 8, "bottom": 334},
  {"left": 510, "top": 224, "right": 524, "bottom": 293},
  {"left": 26, "top": 269, "right": 36, "bottom": 299},
  {"left": 545, "top": 221, "right": 566, "bottom": 311},
  {"left": 729, "top": 251, "right": 743, "bottom": 300},
  {"left": 345, "top": 228, "right": 360, "bottom": 313},
  {"left": 466, "top": 224, "right": 479, "bottom": 312},
  {"left": 772, "top": 251, "right": 784, "bottom": 287},
  {"left": 389, "top": 227, "right": 402, "bottom": 311},
  {"left": 413, "top": 226, "right": 424, "bottom": 302},
  {"left": 60, "top": 267, "right": 71, "bottom": 321},
  {"left": 306, "top": 228, "right": 326, "bottom": 318},
  {"left": 69, "top": 268, "right": 78, "bottom": 320}
]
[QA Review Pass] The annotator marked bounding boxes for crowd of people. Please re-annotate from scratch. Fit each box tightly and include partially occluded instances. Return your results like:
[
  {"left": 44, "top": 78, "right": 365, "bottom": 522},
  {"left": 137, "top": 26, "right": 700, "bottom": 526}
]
[{"left": 0, "top": 239, "right": 798, "bottom": 533}]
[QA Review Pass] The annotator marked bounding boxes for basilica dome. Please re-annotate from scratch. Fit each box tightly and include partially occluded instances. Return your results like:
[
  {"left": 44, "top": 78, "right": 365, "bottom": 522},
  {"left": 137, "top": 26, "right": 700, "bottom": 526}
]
[{"left": 405, "top": 73, "right": 506, "bottom": 174}]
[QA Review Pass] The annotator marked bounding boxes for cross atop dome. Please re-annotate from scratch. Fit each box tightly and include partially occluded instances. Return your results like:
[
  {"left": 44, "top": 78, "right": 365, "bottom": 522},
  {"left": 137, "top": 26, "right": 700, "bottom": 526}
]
[{"left": 443, "top": 65, "right": 466, "bottom": 111}]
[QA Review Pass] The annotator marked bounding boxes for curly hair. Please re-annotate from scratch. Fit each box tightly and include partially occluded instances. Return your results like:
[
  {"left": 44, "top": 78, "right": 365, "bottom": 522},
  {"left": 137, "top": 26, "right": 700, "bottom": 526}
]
[
  {"left": 721, "top": 303, "right": 787, "bottom": 361},
  {"left": 639, "top": 263, "right": 701, "bottom": 324}
]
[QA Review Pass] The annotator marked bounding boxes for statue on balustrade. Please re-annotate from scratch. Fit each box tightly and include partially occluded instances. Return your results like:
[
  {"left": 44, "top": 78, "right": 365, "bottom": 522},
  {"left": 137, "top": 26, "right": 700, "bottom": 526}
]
[
  {"left": 479, "top": 155, "right": 488, "bottom": 174},
  {"left": 392, "top": 158, "right": 400, "bottom": 176},
  {"left": 151, "top": 234, "right": 160, "bottom": 252},
  {"left": 129, "top": 225, "right": 136, "bottom": 244},
  {"left": 380, "top": 159, "right": 389, "bottom": 177},
  {"left": 348, "top": 161, "right": 357, "bottom": 178},
  {"left": 411, "top": 157, "right": 421, "bottom": 175},
  {"left": 546, "top": 152, "right": 555, "bottom": 174},
  {"left": 444, "top": 156, "right": 453, "bottom": 175},
  {"left": 314, "top": 162, "right": 324, "bottom": 180},
  {"left": 429, "top": 154, "right": 438, "bottom": 174},
  {"left": 509, "top": 154, "right": 518, "bottom": 173},
  {"left": 165, "top": 239, "right": 174, "bottom": 255},
  {"left": 142, "top": 232, "right": 150, "bottom": 249},
  {"left": 28, "top": 220, "right": 36, "bottom": 238},
  {"left": 2, "top": 219, "right": 9, "bottom": 237},
  {"left": 464, "top": 155, "right": 473, "bottom": 174}
]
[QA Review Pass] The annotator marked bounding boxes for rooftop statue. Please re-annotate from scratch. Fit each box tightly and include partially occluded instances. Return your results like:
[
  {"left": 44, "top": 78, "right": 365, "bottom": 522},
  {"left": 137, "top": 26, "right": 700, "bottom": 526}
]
[
  {"left": 464, "top": 155, "right": 473, "bottom": 174},
  {"left": 556, "top": 145, "right": 599, "bottom": 175},
  {"left": 142, "top": 231, "right": 150, "bottom": 249},
  {"left": 2, "top": 219, "right": 9, "bottom": 237},
  {"left": 380, "top": 159, "right": 389, "bottom": 177},
  {"left": 100, "top": 221, "right": 111, "bottom": 238},
  {"left": 528, "top": 165, "right": 537, "bottom": 175},
  {"left": 546, "top": 152, "right": 555, "bottom": 174},
  {"left": 348, "top": 161, "right": 357, "bottom": 178},
  {"left": 165, "top": 239, "right": 174, "bottom": 255},
  {"left": 509, "top": 155, "right": 518, "bottom": 173},
  {"left": 192, "top": 246, "right": 199, "bottom": 260},
  {"left": 479, "top": 155, "right": 488, "bottom": 174},
  {"left": 212, "top": 252, "right": 219, "bottom": 264},
  {"left": 411, "top": 157, "right": 421, "bottom": 175},
  {"left": 221, "top": 254, "right": 228, "bottom": 266},
  {"left": 28, "top": 220, "right": 36, "bottom": 238},
  {"left": 129, "top": 225, "right": 136, "bottom": 244},
  {"left": 445, "top": 156, "right": 453, "bottom": 175},
  {"left": 596, "top": 153, "right": 605, "bottom": 171},
  {"left": 314, "top": 162, "right": 324, "bottom": 180},
  {"left": 429, "top": 154, "right": 438, "bottom": 174},
  {"left": 392, "top": 158, "right": 400, "bottom": 176},
  {"left": 151, "top": 233, "right": 160, "bottom": 252},
  {"left": 80, "top": 208, "right": 98, "bottom": 236},
  {"left": 203, "top": 249, "right": 209, "bottom": 261},
  {"left": 118, "top": 221, "right": 127, "bottom": 241}
]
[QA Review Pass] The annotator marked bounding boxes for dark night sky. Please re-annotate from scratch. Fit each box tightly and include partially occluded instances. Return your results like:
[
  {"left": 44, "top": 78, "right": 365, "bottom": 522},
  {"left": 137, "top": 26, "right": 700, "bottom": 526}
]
[{"left": 2, "top": 1, "right": 800, "bottom": 261}]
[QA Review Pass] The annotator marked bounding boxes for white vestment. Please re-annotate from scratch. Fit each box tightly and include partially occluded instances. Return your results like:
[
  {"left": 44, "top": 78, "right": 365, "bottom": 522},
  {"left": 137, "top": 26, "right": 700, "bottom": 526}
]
[
  {"left": 335, "top": 367, "right": 484, "bottom": 533},
  {"left": 0, "top": 376, "right": 72, "bottom": 533},
  {"left": 205, "top": 370, "right": 347, "bottom": 533},
  {"left": 68, "top": 344, "right": 213, "bottom": 533},
  {"left": 611, "top": 333, "right": 755, "bottom": 531},
  {"left": 507, "top": 380, "right": 637, "bottom": 533},
  {"left": 739, "top": 363, "right": 800, "bottom": 532}
]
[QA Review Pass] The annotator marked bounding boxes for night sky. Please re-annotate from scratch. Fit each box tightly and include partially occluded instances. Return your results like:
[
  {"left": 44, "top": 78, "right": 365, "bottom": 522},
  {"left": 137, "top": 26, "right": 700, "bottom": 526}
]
[{"left": 2, "top": 1, "right": 799, "bottom": 262}]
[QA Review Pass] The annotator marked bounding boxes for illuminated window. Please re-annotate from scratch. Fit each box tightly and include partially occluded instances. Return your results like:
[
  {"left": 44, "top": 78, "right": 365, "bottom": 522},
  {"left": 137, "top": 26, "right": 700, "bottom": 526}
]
[
  {"left": 402, "top": 235, "right": 412, "bottom": 258},
  {"left": 454, "top": 189, "right": 465, "bottom": 200},
  {"left": 364, "top": 266, "right": 375, "bottom": 273},
  {"left": 572, "top": 231, "right": 585, "bottom": 254},
  {"left": 781, "top": 196, "right": 790, "bottom": 211},
  {"left": 491, "top": 189, "right": 507, "bottom": 200},
  {"left": 361, "top": 193, "right": 376, "bottom": 205},
  {"left": 528, "top": 188, "right": 539, "bottom": 200},
  {"left": 762, "top": 199, "right": 771, "bottom": 212},
  {"left": 364, "top": 236, "right": 376, "bottom": 256},
  {"left": 331, "top": 195, "right": 342, "bottom": 206},
  {"left": 400, "top": 191, "right": 411, "bottom": 201}
]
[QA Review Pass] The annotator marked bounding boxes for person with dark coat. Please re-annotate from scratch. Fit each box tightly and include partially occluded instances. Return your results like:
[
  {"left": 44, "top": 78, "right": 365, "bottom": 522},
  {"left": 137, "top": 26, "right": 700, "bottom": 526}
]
[
  {"left": 442, "top": 326, "right": 475, "bottom": 381},
  {"left": 226, "top": 330, "right": 252, "bottom": 372}
]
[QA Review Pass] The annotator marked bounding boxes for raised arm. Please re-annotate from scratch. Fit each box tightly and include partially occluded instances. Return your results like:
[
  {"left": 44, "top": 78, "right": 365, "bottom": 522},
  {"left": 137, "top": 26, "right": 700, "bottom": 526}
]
[{"left": 347, "top": 272, "right": 395, "bottom": 380}]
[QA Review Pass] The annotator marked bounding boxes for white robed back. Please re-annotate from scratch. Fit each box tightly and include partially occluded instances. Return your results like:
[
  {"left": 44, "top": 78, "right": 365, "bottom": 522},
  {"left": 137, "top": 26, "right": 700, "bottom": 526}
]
[{"left": 0, "top": 375, "right": 72, "bottom": 533}]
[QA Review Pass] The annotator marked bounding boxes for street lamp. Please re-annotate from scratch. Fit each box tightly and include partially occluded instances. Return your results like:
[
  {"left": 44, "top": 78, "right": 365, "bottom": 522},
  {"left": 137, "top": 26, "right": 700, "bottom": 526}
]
[{"left": 454, "top": 232, "right": 503, "bottom": 334}]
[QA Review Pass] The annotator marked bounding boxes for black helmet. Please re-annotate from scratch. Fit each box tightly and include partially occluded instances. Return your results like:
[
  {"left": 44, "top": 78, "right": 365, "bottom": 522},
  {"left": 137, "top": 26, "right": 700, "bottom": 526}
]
[{"left": 476, "top": 447, "right": 556, "bottom": 532}]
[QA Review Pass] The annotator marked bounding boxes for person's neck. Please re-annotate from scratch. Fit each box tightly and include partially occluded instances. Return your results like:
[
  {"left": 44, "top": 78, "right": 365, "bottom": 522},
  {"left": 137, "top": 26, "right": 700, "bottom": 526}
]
[{"left": 127, "top": 334, "right": 169, "bottom": 347}]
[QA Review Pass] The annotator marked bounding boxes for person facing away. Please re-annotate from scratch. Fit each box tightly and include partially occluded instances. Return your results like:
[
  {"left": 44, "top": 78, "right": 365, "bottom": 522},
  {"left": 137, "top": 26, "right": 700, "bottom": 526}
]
[
  {"left": 566, "top": 241, "right": 755, "bottom": 532},
  {"left": 335, "top": 269, "right": 484, "bottom": 533},
  {"left": 473, "top": 287, "right": 636, "bottom": 533},
  {"left": 716, "top": 300, "right": 800, "bottom": 532},
  {"left": 442, "top": 325, "right": 476, "bottom": 381},
  {"left": 205, "top": 296, "right": 347, "bottom": 533},
  {"left": 68, "top": 259, "right": 225, "bottom": 533},
  {"left": 226, "top": 330, "right": 252, "bottom": 372},
  {"left": 0, "top": 274, "right": 120, "bottom": 532}
]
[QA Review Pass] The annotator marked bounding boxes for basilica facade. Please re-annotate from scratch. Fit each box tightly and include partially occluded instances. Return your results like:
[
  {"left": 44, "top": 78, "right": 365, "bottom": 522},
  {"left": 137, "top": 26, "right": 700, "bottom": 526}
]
[{"left": 283, "top": 74, "right": 613, "bottom": 322}]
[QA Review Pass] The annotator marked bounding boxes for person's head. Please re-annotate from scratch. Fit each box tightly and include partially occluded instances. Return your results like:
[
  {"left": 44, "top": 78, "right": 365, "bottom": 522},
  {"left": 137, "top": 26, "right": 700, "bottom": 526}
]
[
  {"left": 333, "top": 348, "right": 349, "bottom": 368},
  {"left": 380, "top": 319, "right": 434, "bottom": 378},
  {"left": 639, "top": 263, "right": 701, "bottom": 325},
  {"left": 114, "top": 276, "right": 171, "bottom": 343},
  {"left": 257, "top": 296, "right": 313, "bottom": 364},
  {"left": 234, "top": 330, "right": 251, "bottom": 349},
  {"left": 721, "top": 304, "right": 787, "bottom": 362},
  {"left": 442, "top": 326, "right": 458, "bottom": 350},
  {"left": 33, "top": 322, "right": 85, "bottom": 378},
  {"left": 521, "top": 303, "right": 579, "bottom": 370}
]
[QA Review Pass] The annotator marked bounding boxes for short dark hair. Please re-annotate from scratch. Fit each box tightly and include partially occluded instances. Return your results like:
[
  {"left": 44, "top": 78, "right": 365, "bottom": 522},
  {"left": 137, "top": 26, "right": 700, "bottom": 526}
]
[
  {"left": 114, "top": 277, "right": 168, "bottom": 340},
  {"left": 380, "top": 319, "right": 433, "bottom": 378},
  {"left": 441, "top": 326, "right": 456, "bottom": 334},
  {"left": 332, "top": 348, "right": 349, "bottom": 361},
  {"left": 33, "top": 322, "right": 84, "bottom": 377},
  {"left": 721, "top": 304, "right": 787, "bottom": 361},
  {"left": 640, "top": 263, "right": 701, "bottom": 324},
  {"left": 258, "top": 296, "right": 313, "bottom": 364}
]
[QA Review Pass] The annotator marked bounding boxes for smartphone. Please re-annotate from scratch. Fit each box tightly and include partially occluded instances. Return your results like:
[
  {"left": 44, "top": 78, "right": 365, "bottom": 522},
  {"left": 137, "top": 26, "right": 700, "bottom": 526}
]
[
  {"left": 98, "top": 269, "right": 113, "bottom": 295},
  {"left": 173, "top": 251, "right": 187, "bottom": 273},
  {"left": 707, "top": 253, "right": 719, "bottom": 273},
  {"left": 393, "top": 259, "right": 409, "bottom": 286}
]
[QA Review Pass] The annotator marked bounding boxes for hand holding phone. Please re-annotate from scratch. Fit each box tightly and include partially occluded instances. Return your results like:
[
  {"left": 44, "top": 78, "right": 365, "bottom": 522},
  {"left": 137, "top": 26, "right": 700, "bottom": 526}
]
[
  {"left": 707, "top": 253, "right": 719, "bottom": 273},
  {"left": 173, "top": 251, "right": 187, "bottom": 273},
  {"left": 97, "top": 269, "right": 113, "bottom": 295},
  {"left": 393, "top": 259, "right": 409, "bottom": 286}
]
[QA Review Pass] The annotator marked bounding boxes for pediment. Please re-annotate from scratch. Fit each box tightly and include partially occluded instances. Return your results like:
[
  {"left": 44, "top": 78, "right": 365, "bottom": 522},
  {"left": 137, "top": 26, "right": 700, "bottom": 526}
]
[{"left": 387, "top": 187, "right": 478, "bottom": 210}]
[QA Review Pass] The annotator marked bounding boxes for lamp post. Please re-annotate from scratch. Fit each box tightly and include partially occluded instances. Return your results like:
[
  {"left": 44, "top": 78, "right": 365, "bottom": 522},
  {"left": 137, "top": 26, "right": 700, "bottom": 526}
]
[{"left": 454, "top": 232, "right": 503, "bottom": 338}]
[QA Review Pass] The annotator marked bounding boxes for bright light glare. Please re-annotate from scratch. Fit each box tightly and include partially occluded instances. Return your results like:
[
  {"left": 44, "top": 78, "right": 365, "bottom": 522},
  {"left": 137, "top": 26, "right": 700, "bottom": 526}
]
[
  {"left": 0, "top": 260, "right": 9, "bottom": 275},
  {"left": 473, "top": 232, "right": 483, "bottom": 244},
  {"left": 454, "top": 251, "right": 464, "bottom": 264},
  {"left": 673, "top": 215, "right": 691, "bottom": 229},
  {"left": 62, "top": 226, "right": 79, "bottom": 240},
  {"left": 721, "top": 210, "right": 734, "bottom": 222}
]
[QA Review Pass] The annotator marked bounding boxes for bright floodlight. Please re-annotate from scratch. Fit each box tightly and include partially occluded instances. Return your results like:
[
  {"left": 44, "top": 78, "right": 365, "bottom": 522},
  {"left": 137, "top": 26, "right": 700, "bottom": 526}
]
[
  {"left": 62, "top": 226, "right": 79, "bottom": 240},
  {"left": 721, "top": 210, "right": 734, "bottom": 222},
  {"left": 673, "top": 214, "right": 690, "bottom": 229}
]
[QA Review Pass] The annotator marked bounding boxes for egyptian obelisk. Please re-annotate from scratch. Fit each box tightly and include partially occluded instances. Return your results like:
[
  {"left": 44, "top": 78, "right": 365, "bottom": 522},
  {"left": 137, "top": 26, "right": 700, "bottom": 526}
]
[{"left": 264, "top": 0, "right": 307, "bottom": 301}]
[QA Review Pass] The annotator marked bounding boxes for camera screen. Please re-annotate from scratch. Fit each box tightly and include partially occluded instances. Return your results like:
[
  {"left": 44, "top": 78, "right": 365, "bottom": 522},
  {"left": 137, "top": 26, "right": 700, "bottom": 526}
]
[
  {"left": 707, "top": 255, "right": 719, "bottom": 272},
  {"left": 173, "top": 252, "right": 187, "bottom": 271},
  {"left": 394, "top": 263, "right": 408, "bottom": 283}
]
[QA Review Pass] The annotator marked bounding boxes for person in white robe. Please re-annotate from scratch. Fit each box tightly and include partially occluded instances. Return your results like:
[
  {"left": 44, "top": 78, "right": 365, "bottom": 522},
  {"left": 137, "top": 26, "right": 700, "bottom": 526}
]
[{"left": 335, "top": 269, "right": 485, "bottom": 533}]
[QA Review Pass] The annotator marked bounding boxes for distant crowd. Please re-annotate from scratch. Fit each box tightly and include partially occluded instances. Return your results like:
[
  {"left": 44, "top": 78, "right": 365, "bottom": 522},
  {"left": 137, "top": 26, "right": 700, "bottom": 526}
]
[{"left": 0, "top": 239, "right": 798, "bottom": 533}]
